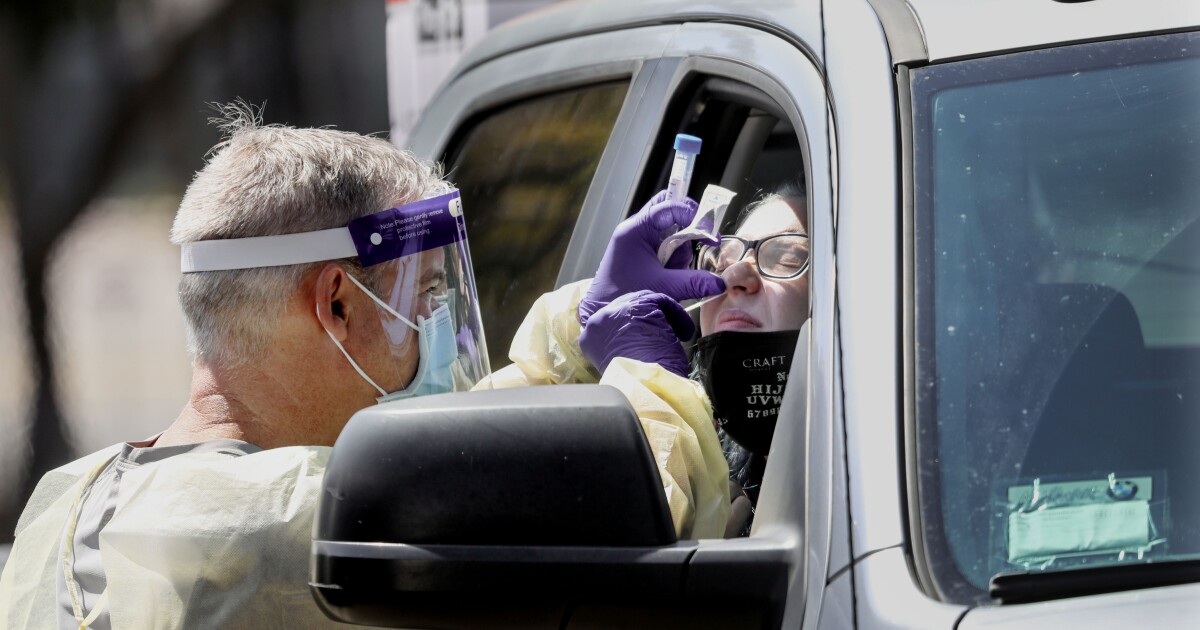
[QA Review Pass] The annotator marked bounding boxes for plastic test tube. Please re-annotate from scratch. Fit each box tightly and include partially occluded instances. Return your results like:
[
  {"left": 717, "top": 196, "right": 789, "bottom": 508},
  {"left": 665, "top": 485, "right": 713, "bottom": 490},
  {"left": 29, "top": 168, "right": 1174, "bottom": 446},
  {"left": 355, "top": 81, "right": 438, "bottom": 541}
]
[{"left": 666, "top": 134, "right": 702, "bottom": 202}]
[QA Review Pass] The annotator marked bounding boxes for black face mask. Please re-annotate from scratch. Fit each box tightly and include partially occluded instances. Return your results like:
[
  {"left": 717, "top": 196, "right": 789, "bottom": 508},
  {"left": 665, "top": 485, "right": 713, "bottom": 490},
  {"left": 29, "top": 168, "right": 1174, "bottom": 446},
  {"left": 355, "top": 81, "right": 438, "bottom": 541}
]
[{"left": 692, "top": 329, "right": 801, "bottom": 455}]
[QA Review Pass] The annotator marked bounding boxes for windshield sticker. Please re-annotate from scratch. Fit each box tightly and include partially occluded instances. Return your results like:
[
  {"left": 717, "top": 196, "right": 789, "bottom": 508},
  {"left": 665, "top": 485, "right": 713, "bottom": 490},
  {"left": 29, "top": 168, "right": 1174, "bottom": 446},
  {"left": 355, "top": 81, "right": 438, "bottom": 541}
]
[
  {"left": 1008, "top": 501, "right": 1150, "bottom": 563},
  {"left": 1003, "top": 476, "right": 1157, "bottom": 565}
]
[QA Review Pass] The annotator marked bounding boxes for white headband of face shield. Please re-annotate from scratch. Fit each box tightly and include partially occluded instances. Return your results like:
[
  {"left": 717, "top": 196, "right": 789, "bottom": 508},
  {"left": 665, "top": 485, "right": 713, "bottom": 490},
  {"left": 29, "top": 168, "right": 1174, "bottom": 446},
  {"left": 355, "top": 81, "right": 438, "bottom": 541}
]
[
  {"left": 178, "top": 188, "right": 465, "bottom": 402},
  {"left": 180, "top": 222, "right": 428, "bottom": 339},
  {"left": 178, "top": 183, "right": 457, "bottom": 273},
  {"left": 180, "top": 227, "right": 358, "bottom": 273}
]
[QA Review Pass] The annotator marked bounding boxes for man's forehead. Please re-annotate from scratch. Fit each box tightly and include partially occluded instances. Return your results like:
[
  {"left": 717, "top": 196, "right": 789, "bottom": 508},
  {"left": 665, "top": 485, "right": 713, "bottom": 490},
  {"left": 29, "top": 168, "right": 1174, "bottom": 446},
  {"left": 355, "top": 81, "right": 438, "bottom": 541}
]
[
  {"left": 376, "top": 248, "right": 444, "bottom": 282},
  {"left": 421, "top": 247, "right": 446, "bottom": 264},
  {"left": 420, "top": 248, "right": 446, "bottom": 273}
]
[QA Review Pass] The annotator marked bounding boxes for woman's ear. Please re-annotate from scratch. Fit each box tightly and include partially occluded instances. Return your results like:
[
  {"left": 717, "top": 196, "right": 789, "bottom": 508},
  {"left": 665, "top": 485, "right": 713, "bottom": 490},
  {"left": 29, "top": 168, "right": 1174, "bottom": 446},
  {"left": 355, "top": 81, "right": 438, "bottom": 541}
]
[{"left": 314, "top": 263, "right": 351, "bottom": 342}]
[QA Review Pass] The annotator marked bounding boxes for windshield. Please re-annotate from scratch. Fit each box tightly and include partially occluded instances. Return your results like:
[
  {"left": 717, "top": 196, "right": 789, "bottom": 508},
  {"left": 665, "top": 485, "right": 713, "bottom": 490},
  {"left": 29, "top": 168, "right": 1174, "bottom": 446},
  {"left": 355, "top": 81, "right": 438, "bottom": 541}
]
[{"left": 911, "top": 32, "right": 1200, "bottom": 603}]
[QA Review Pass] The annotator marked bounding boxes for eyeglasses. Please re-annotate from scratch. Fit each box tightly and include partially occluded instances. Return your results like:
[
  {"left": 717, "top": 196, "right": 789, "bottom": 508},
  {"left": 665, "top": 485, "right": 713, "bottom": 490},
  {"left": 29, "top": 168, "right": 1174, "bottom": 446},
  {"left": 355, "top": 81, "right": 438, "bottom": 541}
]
[{"left": 698, "top": 232, "right": 810, "bottom": 279}]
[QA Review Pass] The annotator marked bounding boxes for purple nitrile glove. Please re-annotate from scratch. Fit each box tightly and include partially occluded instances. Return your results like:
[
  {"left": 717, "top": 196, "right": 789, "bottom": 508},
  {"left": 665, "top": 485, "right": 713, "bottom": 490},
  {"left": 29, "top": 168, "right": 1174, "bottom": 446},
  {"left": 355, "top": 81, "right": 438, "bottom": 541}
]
[
  {"left": 579, "top": 290, "right": 695, "bottom": 377},
  {"left": 578, "top": 190, "right": 725, "bottom": 326}
]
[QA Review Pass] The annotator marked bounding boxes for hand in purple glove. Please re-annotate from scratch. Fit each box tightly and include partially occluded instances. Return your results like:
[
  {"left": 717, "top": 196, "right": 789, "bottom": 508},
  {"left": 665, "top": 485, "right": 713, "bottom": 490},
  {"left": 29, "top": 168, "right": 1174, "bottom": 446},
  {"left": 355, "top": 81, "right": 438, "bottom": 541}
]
[
  {"left": 579, "top": 290, "right": 695, "bottom": 377},
  {"left": 578, "top": 190, "right": 725, "bottom": 326}
]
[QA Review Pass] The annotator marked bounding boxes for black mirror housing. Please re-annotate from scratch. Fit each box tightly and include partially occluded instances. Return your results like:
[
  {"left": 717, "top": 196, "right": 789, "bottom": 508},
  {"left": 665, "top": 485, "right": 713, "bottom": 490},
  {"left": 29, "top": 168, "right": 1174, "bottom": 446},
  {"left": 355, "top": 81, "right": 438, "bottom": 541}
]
[{"left": 311, "top": 384, "right": 682, "bottom": 625}]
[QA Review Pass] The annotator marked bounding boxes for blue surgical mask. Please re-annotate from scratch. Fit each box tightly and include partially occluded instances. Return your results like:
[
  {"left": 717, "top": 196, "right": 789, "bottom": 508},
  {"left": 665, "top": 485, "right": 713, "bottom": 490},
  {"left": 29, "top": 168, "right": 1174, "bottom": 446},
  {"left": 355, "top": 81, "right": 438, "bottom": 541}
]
[
  {"left": 323, "top": 274, "right": 458, "bottom": 402},
  {"left": 376, "top": 303, "right": 457, "bottom": 402}
]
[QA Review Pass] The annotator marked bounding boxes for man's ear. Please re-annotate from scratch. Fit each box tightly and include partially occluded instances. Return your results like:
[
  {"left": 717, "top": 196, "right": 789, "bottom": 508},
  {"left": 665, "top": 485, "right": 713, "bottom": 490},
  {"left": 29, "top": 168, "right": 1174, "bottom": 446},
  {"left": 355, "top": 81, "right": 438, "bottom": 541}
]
[{"left": 314, "top": 263, "right": 351, "bottom": 342}]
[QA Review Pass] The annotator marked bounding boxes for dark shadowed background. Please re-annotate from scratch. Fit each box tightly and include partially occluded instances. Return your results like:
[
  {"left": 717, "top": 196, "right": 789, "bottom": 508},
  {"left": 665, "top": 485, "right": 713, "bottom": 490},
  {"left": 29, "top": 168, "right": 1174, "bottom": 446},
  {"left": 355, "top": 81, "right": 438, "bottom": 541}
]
[{"left": 0, "top": 0, "right": 553, "bottom": 556}]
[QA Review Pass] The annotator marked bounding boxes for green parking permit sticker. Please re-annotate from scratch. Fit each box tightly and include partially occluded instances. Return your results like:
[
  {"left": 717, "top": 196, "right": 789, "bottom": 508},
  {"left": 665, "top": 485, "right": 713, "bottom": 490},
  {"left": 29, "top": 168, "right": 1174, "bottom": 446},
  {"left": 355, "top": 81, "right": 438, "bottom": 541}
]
[{"left": 1005, "top": 477, "right": 1153, "bottom": 563}]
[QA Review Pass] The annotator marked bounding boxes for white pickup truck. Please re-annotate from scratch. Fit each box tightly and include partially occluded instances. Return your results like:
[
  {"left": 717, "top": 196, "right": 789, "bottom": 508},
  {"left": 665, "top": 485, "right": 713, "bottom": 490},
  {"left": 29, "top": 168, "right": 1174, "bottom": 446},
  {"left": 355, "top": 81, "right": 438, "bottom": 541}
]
[{"left": 311, "top": 1, "right": 1200, "bottom": 627}]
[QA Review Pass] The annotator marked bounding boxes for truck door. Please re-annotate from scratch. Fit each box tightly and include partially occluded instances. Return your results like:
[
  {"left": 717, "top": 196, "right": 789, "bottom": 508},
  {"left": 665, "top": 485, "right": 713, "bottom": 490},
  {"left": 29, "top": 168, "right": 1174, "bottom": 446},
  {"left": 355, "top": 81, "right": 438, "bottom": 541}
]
[{"left": 381, "top": 18, "right": 840, "bottom": 629}]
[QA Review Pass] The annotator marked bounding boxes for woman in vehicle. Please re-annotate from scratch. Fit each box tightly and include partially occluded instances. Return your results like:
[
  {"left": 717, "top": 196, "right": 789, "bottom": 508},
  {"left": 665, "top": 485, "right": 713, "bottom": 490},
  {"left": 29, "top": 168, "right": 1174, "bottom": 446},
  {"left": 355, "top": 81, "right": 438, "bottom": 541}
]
[
  {"left": 693, "top": 186, "right": 808, "bottom": 535},
  {"left": 482, "top": 184, "right": 809, "bottom": 539}
]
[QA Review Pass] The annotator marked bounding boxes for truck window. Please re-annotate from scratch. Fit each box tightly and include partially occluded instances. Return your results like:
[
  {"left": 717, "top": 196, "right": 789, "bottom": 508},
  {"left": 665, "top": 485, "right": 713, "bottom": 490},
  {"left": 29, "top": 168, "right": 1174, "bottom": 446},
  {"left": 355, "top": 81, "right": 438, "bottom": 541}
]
[
  {"left": 635, "top": 78, "right": 805, "bottom": 228},
  {"left": 639, "top": 75, "right": 809, "bottom": 534},
  {"left": 445, "top": 81, "right": 629, "bottom": 367},
  {"left": 911, "top": 32, "right": 1200, "bottom": 603}
]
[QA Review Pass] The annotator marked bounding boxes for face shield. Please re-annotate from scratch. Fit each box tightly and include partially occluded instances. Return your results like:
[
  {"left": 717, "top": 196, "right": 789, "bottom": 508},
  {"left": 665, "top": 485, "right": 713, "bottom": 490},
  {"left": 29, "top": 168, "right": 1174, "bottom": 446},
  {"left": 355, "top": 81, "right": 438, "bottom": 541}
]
[{"left": 180, "top": 189, "right": 490, "bottom": 401}]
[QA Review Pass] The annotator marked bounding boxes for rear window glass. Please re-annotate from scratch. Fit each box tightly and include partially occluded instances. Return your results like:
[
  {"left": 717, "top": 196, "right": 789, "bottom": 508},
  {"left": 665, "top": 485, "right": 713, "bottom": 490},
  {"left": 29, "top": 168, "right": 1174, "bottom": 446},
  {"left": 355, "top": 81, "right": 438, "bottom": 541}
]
[
  {"left": 446, "top": 81, "right": 628, "bottom": 368},
  {"left": 911, "top": 32, "right": 1200, "bottom": 602}
]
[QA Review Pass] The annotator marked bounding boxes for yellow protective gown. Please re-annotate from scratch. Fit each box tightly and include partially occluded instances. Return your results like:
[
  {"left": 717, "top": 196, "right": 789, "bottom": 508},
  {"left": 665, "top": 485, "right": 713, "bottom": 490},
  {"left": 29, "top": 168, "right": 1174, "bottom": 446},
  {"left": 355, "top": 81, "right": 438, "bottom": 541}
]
[
  {"left": 0, "top": 444, "right": 354, "bottom": 628},
  {"left": 480, "top": 279, "right": 730, "bottom": 539},
  {"left": 0, "top": 279, "right": 728, "bottom": 627}
]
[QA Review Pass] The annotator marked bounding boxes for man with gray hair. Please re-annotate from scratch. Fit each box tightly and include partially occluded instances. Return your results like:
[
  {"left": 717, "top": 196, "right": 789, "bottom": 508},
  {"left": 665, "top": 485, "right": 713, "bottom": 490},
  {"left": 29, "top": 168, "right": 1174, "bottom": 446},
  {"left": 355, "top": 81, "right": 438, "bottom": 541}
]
[{"left": 0, "top": 103, "right": 490, "bottom": 627}]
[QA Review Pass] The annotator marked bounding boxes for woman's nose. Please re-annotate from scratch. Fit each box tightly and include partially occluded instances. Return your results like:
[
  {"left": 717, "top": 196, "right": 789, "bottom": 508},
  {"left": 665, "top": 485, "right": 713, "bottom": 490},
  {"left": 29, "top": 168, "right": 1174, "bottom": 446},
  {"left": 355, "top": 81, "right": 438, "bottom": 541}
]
[{"left": 722, "top": 258, "right": 762, "bottom": 294}]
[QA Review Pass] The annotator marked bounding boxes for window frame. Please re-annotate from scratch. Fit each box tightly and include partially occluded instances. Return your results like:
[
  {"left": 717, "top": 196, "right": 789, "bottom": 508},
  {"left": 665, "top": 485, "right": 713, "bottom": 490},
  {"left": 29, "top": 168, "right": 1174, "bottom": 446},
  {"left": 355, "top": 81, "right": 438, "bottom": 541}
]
[
  {"left": 405, "top": 25, "right": 685, "bottom": 290},
  {"left": 403, "top": 25, "right": 679, "bottom": 365},
  {"left": 438, "top": 80, "right": 633, "bottom": 368}
]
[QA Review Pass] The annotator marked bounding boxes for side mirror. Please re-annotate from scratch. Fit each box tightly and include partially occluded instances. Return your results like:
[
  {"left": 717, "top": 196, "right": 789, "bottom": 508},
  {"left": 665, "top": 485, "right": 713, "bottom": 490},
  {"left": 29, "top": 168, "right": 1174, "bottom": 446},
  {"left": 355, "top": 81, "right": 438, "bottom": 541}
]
[
  {"left": 315, "top": 384, "right": 676, "bottom": 548},
  {"left": 311, "top": 383, "right": 798, "bottom": 628},
  {"left": 311, "top": 385, "right": 686, "bottom": 626}
]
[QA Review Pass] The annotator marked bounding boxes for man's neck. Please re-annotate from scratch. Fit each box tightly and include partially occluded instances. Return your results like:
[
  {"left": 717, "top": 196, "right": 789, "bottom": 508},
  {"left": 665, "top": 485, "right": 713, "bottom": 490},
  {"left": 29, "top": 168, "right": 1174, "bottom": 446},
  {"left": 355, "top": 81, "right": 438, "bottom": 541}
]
[{"left": 159, "top": 361, "right": 303, "bottom": 449}]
